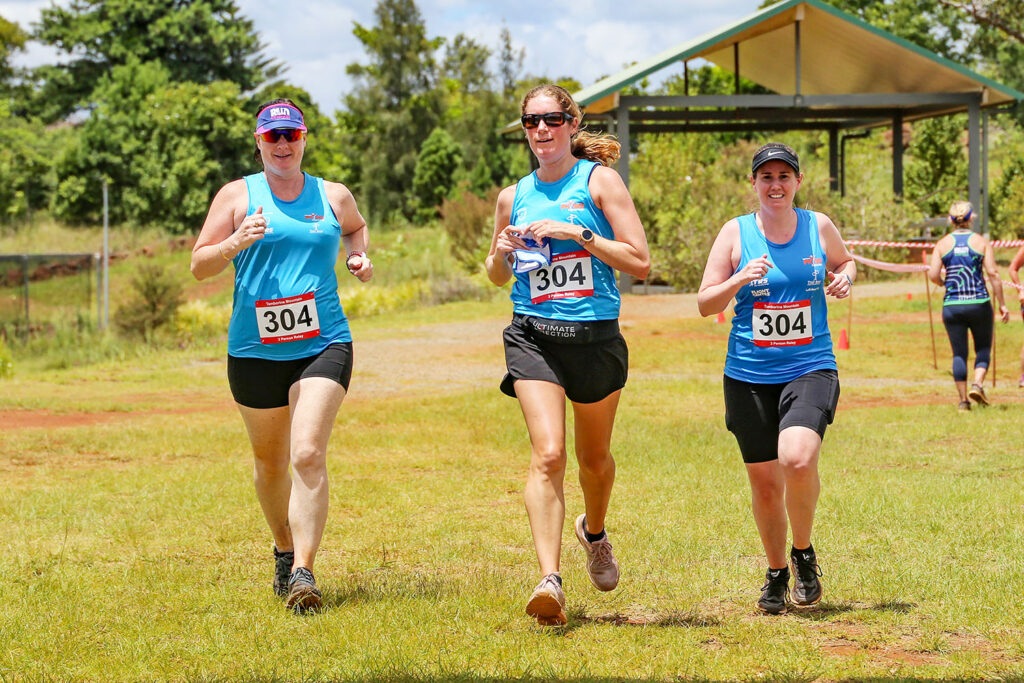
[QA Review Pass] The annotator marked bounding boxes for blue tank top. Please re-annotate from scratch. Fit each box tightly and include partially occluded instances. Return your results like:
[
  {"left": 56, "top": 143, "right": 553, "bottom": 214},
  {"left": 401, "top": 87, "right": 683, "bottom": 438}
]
[
  {"left": 724, "top": 208, "right": 837, "bottom": 383},
  {"left": 508, "top": 159, "right": 619, "bottom": 321},
  {"left": 941, "top": 231, "right": 989, "bottom": 305},
  {"left": 226, "top": 172, "right": 352, "bottom": 360}
]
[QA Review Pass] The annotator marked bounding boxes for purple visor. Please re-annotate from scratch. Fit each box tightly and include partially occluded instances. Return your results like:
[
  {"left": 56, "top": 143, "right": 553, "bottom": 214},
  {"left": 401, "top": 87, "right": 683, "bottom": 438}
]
[{"left": 255, "top": 103, "right": 307, "bottom": 134}]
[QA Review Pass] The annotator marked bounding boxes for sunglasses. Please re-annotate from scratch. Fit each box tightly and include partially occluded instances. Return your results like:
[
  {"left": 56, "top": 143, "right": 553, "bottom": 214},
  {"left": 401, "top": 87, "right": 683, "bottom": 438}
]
[
  {"left": 257, "top": 129, "right": 305, "bottom": 143},
  {"left": 520, "top": 112, "right": 574, "bottom": 129}
]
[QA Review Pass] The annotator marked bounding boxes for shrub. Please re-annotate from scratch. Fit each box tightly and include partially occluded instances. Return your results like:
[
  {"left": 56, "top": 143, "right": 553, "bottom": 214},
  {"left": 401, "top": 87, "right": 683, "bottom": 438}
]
[
  {"left": 114, "top": 263, "right": 184, "bottom": 338},
  {"left": 439, "top": 185, "right": 500, "bottom": 271},
  {"left": 0, "top": 336, "right": 12, "bottom": 378},
  {"left": 172, "top": 299, "right": 230, "bottom": 346}
]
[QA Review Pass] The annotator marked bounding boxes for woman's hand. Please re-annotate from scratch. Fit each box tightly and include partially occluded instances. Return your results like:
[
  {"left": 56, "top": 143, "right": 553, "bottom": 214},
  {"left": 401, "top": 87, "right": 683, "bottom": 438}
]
[
  {"left": 734, "top": 253, "right": 773, "bottom": 286},
  {"left": 1000, "top": 304, "right": 1010, "bottom": 323},
  {"left": 494, "top": 225, "right": 528, "bottom": 258},
  {"left": 223, "top": 205, "right": 268, "bottom": 257},
  {"left": 825, "top": 271, "right": 852, "bottom": 299},
  {"left": 346, "top": 252, "right": 373, "bottom": 283},
  {"left": 522, "top": 219, "right": 582, "bottom": 243}
]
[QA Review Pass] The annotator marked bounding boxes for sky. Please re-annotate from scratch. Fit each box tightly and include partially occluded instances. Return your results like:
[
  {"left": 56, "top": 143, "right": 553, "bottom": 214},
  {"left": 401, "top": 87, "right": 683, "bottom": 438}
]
[{"left": 1, "top": 0, "right": 763, "bottom": 112}]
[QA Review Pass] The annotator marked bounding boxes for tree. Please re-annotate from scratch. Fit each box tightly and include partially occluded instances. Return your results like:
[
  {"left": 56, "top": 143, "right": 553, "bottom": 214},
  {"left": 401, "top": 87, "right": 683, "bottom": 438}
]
[
  {"left": 51, "top": 58, "right": 251, "bottom": 232},
  {"left": 32, "top": 0, "right": 277, "bottom": 121},
  {"left": 412, "top": 127, "right": 462, "bottom": 219},
  {"left": 0, "top": 15, "right": 26, "bottom": 90},
  {"left": 342, "top": 0, "right": 443, "bottom": 222}
]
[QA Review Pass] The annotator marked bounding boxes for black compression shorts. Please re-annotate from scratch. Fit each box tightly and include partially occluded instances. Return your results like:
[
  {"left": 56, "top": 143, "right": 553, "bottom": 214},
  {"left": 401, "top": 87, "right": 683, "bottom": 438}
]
[{"left": 227, "top": 342, "right": 353, "bottom": 409}]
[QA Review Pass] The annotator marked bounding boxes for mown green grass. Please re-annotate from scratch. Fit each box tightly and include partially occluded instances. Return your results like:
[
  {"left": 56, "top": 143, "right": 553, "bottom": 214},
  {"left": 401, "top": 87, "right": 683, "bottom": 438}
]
[{"left": 2, "top": 286, "right": 1024, "bottom": 681}]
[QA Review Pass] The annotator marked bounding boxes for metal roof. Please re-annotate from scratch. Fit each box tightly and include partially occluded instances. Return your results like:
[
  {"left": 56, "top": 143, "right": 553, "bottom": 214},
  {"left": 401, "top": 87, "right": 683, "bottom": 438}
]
[{"left": 573, "top": 0, "right": 1024, "bottom": 112}]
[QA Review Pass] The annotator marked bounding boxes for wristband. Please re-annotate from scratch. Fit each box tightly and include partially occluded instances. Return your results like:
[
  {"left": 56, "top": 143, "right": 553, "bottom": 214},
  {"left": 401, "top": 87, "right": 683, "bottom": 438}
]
[
  {"left": 346, "top": 251, "right": 368, "bottom": 271},
  {"left": 218, "top": 242, "right": 233, "bottom": 261},
  {"left": 842, "top": 273, "right": 853, "bottom": 287}
]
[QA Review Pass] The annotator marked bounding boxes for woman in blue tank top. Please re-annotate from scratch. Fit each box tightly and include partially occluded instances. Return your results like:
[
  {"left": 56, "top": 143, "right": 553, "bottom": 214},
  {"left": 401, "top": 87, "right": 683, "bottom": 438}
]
[
  {"left": 697, "top": 143, "right": 855, "bottom": 615},
  {"left": 927, "top": 200, "right": 1009, "bottom": 410},
  {"left": 485, "top": 84, "right": 651, "bottom": 626},
  {"left": 190, "top": 99, "right": 373, "bottom": 613}
]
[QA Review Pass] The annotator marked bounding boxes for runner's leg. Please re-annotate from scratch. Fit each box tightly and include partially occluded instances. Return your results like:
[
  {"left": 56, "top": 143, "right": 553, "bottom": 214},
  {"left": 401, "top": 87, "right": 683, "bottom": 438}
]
[
  {"left": 237, "top": 405, "right": 293, "bottom": 552},
  {"left": 745, "top": 460, "right": 788, "bottom": 569},
  {"left": 571, "top": 390, "right": 621, "bottom": 535},
  {"left": 777, "top": 425, "right": 822, "bottom": 551},
  {"left": 287, "top": 376, "right": 346, "bottom": 572},
  {"left": 515, "top": 379, "right": 568, "bottom": 577}
]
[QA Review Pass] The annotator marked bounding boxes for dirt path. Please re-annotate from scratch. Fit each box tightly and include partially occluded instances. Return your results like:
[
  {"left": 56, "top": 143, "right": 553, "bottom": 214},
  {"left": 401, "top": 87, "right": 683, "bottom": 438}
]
[{"left": 0, "top": 279, "right": 948, "bottom": 428}]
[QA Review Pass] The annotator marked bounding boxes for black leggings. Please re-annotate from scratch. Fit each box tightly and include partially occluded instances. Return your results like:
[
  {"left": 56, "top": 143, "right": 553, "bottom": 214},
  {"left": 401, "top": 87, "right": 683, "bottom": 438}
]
[{"left": 942, "top": 301, "right": 993, "bottom": 381}]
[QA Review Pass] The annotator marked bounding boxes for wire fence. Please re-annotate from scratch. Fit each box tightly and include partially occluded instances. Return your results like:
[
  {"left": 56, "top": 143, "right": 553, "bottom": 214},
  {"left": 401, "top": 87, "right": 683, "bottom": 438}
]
[{"left": 0, "top": 253, "right": 101, "bottom": 340}]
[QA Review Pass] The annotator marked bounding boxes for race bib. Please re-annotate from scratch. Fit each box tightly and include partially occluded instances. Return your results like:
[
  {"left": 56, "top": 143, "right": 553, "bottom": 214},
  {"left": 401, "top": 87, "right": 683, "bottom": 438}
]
[
  {"left": 255, "top": 292, "right": 321, "bottom": 344},
  {"left": 529, "top": 251, "right": 594, "bottom": 304},
  {"left": 752, "top": 301, "right": 812, "bottom": 347}
]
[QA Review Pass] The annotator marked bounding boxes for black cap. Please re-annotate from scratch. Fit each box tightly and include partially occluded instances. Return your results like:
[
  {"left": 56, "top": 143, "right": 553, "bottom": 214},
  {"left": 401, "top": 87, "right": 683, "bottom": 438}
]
[{"left": 752, "top": 146, "right": 799, "bottom": 174}]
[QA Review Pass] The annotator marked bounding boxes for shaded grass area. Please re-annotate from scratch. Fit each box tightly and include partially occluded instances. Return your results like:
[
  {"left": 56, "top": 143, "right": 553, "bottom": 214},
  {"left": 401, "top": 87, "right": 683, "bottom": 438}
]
[{"left": 2, "top": 291, "right": 1024, "bottom": 680}]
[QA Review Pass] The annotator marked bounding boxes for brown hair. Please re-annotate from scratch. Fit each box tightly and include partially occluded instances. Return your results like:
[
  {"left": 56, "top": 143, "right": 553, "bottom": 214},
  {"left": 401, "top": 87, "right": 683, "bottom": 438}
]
[
  {"left": 948, "top": 200, "right": 973, "bottom": 226},
  {"left": 521, "top": 84, "right": 620, "bottom": 167},
  {"left": 252, "top": 98, "right": 305, "bottom": 165}
]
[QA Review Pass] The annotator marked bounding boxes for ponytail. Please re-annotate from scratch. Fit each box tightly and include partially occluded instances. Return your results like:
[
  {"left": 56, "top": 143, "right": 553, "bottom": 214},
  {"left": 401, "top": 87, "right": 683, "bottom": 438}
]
[{"left": 521, "top": 84, "right": 620, "bottom": 167}]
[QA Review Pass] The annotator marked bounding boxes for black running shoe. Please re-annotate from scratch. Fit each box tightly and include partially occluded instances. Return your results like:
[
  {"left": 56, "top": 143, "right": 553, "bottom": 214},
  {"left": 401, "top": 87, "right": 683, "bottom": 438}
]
[
  {"left": 757, "top": 567, "right": 790, "bottom": 614},
  {"left": 285, "top": 567, "right": 322, "bottom": 613},
  {"left": 790, "top": 547, "right": 823, "bottom": 606},
  {"left": 273, "top": 546, "right": 294, "bottom": 597}
]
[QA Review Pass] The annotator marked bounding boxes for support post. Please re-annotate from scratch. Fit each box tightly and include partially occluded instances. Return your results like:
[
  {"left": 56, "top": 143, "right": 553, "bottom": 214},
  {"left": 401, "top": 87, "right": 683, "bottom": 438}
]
[
  {"left": 794, "top": 20, "right": 802, "bottom": 96},
  {"left": 968, "top": 96, "right": 981, "bottom": 231},
  {"left": 95, "top": 253, "right": 102, "bottom": 328},
  {"left": 616, "top": 101, "right": 632, "bottom": 294},
  {"left": 892, "top": 111, "right": 904, "bottom": 197},
  {"left": 22, "top": 254, "right": 29, "bottom": 334},
  {"left": 102, "top": 179, "right": 110, "bottom": 330},
  {"left": 982, "top": 109, "right": 990, "bottom": 235},
  {"left": 829, "top": 127, "right": 839, "bottom": 192},
  {"left": 733, "top": 43, "right": 740, "bottom": 94}
]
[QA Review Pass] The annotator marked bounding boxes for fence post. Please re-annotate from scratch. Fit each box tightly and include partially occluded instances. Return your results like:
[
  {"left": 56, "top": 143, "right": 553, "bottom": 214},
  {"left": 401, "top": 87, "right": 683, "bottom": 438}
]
[
  {"left": 102, "top": 179, "right": 110, "bottom": 331},
  {"left": 22, "top": 254, "right": 29, "bottom": 335},
  {"left": 95, "top": 253, "right": 102, "bottom": 328}
]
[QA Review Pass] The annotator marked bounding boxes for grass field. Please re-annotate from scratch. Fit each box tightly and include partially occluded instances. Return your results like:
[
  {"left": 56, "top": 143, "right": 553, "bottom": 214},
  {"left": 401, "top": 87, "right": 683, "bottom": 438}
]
[{"left": 2, "top": 275, "right": 1024, "bottom": 681}]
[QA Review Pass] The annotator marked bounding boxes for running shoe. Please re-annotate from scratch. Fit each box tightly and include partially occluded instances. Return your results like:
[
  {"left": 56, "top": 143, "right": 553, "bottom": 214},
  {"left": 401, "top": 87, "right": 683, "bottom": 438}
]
[
  {"left": 957, "top": 400, "right": 971, "bottom": 412},
  {"left": 757, "top": 568, "right": 790, "bottom": 614},
  {"left": 273, "top": 546, "right": 294, "bottom": 598},
  {"left": 574, "top": 514, "right": 620, "bottom": 591},
  {"left": 968, "top": 383, "right": 989, "bottom": 406},
  {"left": 790, "top": 548, "right": 823, "bottom": 606},
  {"left": 525, "top": 574, "right": 567, "bottom": 626},
  {"left": 1018, "top": 375, "right": 1024, "bottom": 388},
  {"left": 285, "top": 567, "right": 322, "bottom": 613}
]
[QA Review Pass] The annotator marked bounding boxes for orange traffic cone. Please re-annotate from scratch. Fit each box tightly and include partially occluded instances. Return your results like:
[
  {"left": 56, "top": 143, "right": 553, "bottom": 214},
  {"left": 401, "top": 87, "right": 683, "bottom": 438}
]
[
  {"left": 716, "top": 312, "right": 726, "bottom": 323},
  {"left": 838, "top": 328, "right": 850, "bottom": 350},
  {"left": 906, "top": 293, "right": 912, "bottom": 301}
]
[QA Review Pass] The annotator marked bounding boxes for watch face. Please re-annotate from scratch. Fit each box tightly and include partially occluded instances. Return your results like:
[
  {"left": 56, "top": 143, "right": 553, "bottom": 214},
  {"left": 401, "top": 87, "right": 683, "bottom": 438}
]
[{"left": 581, "top": 229, "right": 594, "bottom": 242}]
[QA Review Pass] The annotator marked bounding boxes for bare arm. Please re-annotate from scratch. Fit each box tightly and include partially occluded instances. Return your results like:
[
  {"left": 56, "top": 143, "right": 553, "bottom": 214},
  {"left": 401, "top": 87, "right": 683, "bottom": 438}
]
[
  {"left": 818, "top": 213, "right": 855, "bottom": 299},
  {"left": 326, "top": 181, "right": 372, "bottom": 282},
  {"left": 697, "top": 220, "right": 773, "bottom": 317},
  {"left": 979, "top": 237, "right": 1009, "bottom": 322},
  {"left": 1009, "top": 245, "right": 1024, "bottom": 303},
  {"left": 928, "top": 236, "right": 950, "bottom": 287},
  {"left": 190, "top": 180, "right": 261, "bottom": 281},
  {"left": 484, "top": 184, "right": 524, "bottom": 287}
]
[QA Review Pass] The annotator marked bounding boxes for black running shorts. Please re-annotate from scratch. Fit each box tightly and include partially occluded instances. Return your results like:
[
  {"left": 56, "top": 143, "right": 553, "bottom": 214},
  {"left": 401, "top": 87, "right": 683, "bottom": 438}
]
[
  {"left": 723, "top": 369, "right": 840, "bottom": 464},
  {"left": 500, "top": 314, "right": 628, "bottom": 404},
  {"left": 227, "top": 342, "right": 353, "bottom": 409}
]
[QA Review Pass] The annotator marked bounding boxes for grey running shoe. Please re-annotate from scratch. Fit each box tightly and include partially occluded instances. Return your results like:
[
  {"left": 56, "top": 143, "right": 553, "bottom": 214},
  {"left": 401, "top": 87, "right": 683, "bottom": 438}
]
[
  {"left": 957, "top": 400, "right": 971, "bottom": 412},
  {"left": 790, "top": 548, "right": 823, "bottom": 606},
  {"left": 273, "top": 546, "right": 294, "bottom": 597},
  {"left": 968, "top": 383, "right": 989, "bottom": 405},
  {"left": 574, "top": 514, "right": 620, "bottom": 591},
  {"left": 525, "top": 573, "right": 566, "bottom": 626},
  {"left": 757, "top": 568, "right": 790, "bottom": 614},
  {"left": 285, "top": 567, "right": 322, "bottom": 613}
]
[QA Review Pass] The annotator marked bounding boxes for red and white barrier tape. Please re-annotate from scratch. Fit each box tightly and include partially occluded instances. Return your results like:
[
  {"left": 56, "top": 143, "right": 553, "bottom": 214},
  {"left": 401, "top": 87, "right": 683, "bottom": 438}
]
[
  {"left": 850, "top": 253, "right": 928, "bottom": 273},
  {"left": 845, "top": 239, "right": 1024, "bottom": 248}
]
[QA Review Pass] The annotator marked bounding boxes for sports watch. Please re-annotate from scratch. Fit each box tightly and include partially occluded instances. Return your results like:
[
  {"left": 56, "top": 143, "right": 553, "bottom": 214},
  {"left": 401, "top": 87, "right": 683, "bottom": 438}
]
[{"left": 579, "top": 228, "right": 595, "bottom": 245}]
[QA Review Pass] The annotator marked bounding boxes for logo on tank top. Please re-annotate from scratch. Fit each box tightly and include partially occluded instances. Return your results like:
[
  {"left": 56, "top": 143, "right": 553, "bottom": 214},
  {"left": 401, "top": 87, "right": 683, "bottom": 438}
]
[
  {"left": 749, "top": 277, "right": 770, "bottom": 298},
  {"left": 304, "top": 213, "right": 324, "bottom": 221},
  {"left": 560, "top": 201, "right": 584, "bottom": 211}
]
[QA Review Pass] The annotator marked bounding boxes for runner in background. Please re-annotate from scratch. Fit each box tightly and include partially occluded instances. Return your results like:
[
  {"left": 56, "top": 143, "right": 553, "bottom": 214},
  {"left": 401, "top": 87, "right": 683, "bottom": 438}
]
[
  {"left": 190, "top": 98, "right": 373, "bottom": 612},
  {"left": 928, "top": 200, "right": 1009, "bottom": 410},
  {"left": 1007, "top": 243, "right": 1024, "bottom": 387},
  {"left": 697, "top": 142, "right": 854, "bottom": 615},
  {"left": 485, "top": 84, "right": 650, "bottom": 626}
]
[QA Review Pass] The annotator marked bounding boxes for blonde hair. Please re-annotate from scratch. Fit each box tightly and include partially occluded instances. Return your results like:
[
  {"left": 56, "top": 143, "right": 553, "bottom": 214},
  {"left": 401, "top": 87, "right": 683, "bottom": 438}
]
[
  {"left": 521, "top": 84, "right": 620, "bottom": 167},
  {"left": 949, "top": 200, "right": 973, "bottom": 226}
]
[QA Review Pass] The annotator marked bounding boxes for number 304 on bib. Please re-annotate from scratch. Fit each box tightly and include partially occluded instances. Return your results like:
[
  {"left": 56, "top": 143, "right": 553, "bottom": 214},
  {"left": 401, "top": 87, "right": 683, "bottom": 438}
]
[{"left": 751, "top": 300, "right": 812, "bottom": 347}]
